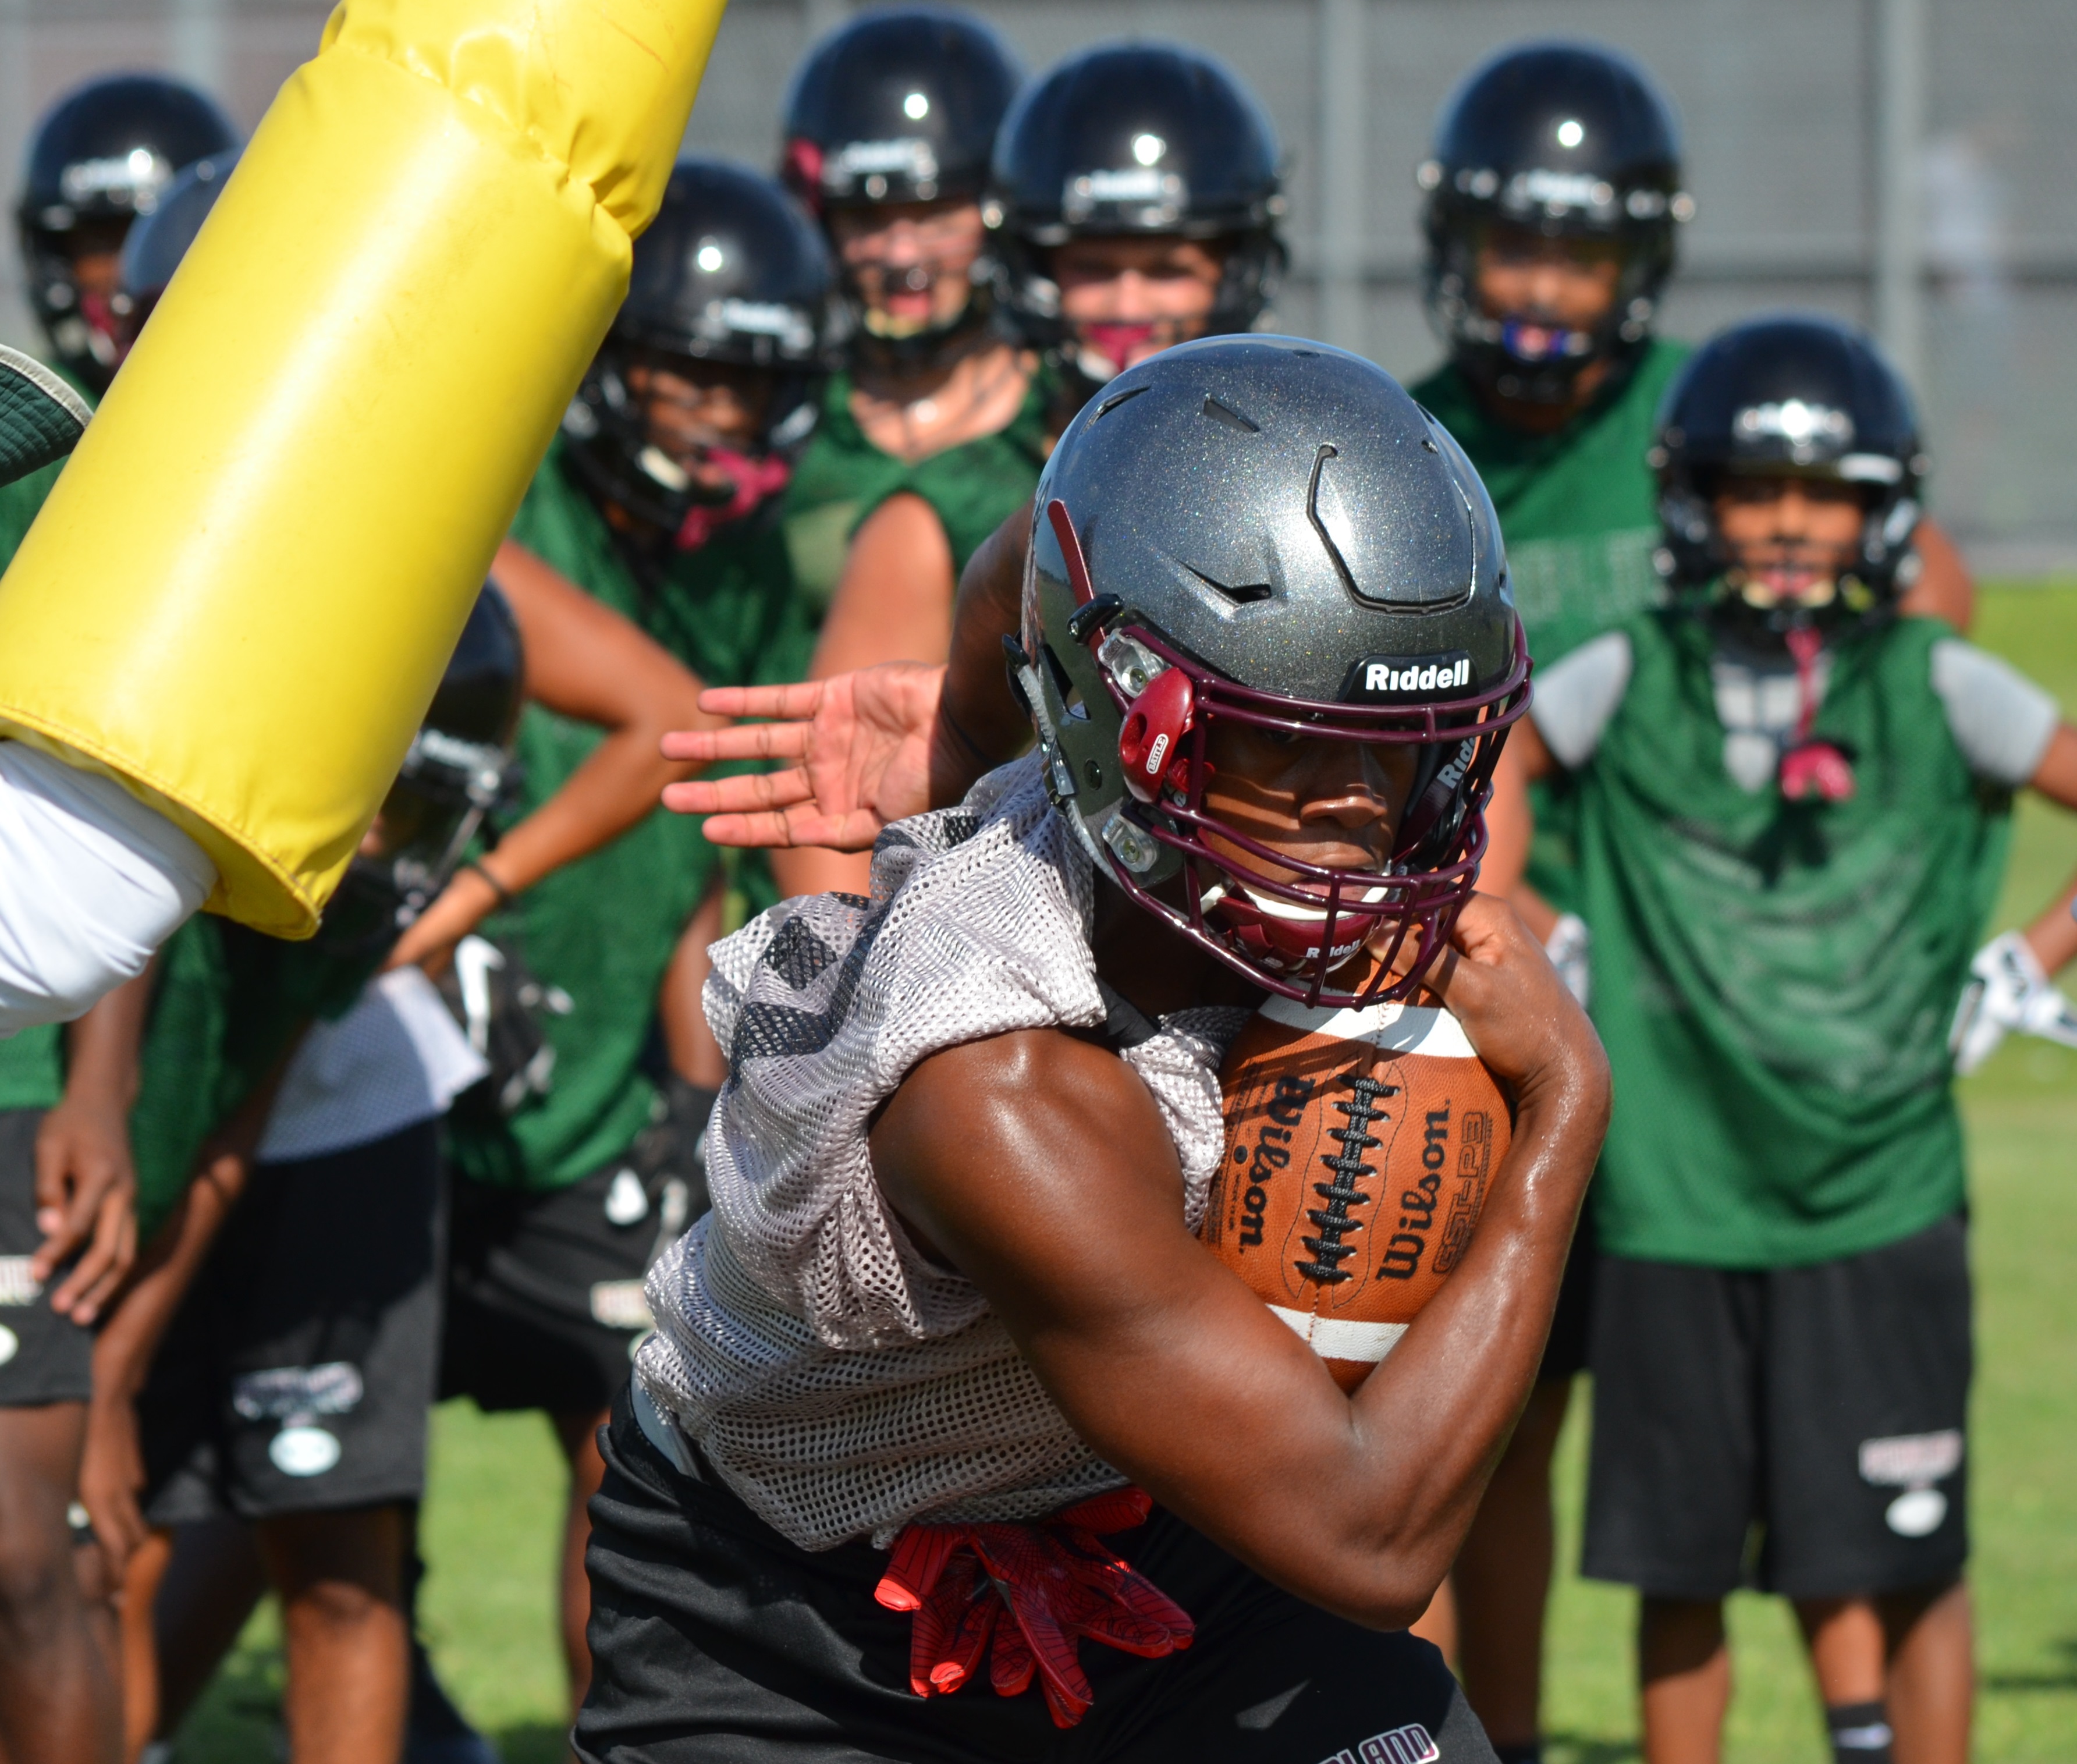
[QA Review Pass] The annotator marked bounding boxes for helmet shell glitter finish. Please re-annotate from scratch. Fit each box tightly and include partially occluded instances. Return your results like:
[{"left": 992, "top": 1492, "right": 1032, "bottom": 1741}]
[
  {"left": 1652, "top": 312, "right": 1926, "bottom": 643},
  {"left": 1420, "top": 41, "right": 1689, "bottom": 404},
  {"left": 1013, "top": 336, "right": 1528, "bottom": 1007}
]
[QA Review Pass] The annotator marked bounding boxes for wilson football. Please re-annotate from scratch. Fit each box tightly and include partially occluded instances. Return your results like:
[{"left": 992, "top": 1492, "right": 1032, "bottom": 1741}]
[{"left": 1201, "top": 991, "right": 1513, "bottom": 1390}]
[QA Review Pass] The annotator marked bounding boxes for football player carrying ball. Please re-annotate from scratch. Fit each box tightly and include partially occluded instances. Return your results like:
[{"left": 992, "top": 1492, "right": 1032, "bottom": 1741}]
[{"left": 587, "top": 338, "right": 1609, "bottom": 1764}]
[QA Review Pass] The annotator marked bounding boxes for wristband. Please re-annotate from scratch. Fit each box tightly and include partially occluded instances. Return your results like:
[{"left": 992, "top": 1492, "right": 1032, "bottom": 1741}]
[{"left": 464, "top": 860, "right": 514, "bottom": 909}]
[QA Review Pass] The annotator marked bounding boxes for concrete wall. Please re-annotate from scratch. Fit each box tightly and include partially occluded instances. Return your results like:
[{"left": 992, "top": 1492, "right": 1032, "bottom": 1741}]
[{"left": 4, "top": 0, "right": 2071, "bottom": 569}]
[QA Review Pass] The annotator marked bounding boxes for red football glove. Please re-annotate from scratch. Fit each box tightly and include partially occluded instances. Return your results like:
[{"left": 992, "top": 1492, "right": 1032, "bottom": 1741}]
[{"left": 873, "top": 1487, "right": 1195, "bottom": 1728}]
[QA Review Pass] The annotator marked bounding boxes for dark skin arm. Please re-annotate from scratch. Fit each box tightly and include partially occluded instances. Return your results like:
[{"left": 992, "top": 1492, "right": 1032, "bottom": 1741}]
[
  {"left": 1480, "top": 722, "right": 1554, "bottom": 933},
  {"left": 872, "top": 893, "right": 1609, "bottom": 1627},
  {"left": 1901, "top": 518, "right": 1975, "bottom": 633},
  {"left": 79, "top": 1056, "right": 293, "bottom": 1571},
  {"left": 386, "top": 538, "right": 717, "bottom": 971},
  {"left": 33, "top": 968, "right": 156, "bottom": 1322}
]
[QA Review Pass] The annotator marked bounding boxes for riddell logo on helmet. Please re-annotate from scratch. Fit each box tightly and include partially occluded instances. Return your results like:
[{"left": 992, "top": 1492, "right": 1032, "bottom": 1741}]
[{"left": 1343, "top": 654, "right": 1475, "bottom": 704}]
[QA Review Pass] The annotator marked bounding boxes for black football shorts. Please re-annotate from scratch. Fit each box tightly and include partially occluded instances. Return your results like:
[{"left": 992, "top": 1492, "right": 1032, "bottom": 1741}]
[
  {"left": 140, "top": 1120, "right": 444, "bottom": 1522},
  {"left": 1583, "top": 1213, "right": 1971, "bottom": 1602},
  {"left": 0, "top": 1108, "right": 93, "bottom": 1408},
  {"left": 574, "top": 1386, "right": 1496, "bottom": 1764},
  {"left": 441, "top": 1108, "right": 697, "bottom": 1418}
]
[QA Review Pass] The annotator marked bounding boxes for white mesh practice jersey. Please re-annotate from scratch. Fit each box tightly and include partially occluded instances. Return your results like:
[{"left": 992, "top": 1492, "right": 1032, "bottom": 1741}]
[{"left": 635, "top": 755, "right": 1248, "bottom": 1551}]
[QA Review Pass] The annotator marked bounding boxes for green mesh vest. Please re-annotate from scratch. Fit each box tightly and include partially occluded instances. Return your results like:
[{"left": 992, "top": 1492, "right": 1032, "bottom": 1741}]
[
  {"left": 448, "top": 442, "right": 720, "bottom": 1191},
  {"left": 1413, "top": 340, "right": 1691, "bottom": 913},
  {"left": 779, "top": 365, "right": 1050, "bottom": 616},
  {"left": 129, "top": 921, "right": 381, "bottom": 1238},
  {"left": 1578, "top": 611, "right": 2005, "bottom": 1269}
]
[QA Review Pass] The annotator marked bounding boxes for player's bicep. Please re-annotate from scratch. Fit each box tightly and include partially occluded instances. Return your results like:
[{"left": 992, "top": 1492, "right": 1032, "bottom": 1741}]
[{"left": 869, "top": 1031, "right": 1353, "bottom": 1515}]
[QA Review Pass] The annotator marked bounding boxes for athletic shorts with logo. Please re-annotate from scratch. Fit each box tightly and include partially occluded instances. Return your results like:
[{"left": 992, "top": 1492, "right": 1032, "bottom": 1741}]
[
  {"left": 442, "top": 1109, "right": 695, "bottom": 1418},
  {"left": 574, "top": 1386, "right": 1494, "bottom": 1764},
  {"left": 1584, "top": 1212, "right": 1971, "bottom": 1600},
  {"left": 139, "top": 1120, "right": 443, "bottom": 1521},
  {"left": 0, "top": 1108, "right": 92, "bottom": 1407}
]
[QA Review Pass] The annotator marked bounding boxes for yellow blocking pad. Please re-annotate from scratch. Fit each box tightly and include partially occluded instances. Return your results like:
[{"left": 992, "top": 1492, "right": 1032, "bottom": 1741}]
[{"left": 0, "top": 0, "right": 727, "bottom": 936}]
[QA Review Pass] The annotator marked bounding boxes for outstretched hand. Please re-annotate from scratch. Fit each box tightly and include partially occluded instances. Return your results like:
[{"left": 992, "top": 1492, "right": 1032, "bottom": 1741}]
[{"left": 662, "top": 663, "right": 947, "bottom": 850}]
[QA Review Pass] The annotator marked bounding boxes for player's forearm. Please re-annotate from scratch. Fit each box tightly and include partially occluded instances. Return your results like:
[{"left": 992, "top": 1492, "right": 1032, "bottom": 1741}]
[
  {"left": 92, "top": 1159, "right": 244, "bottom": 1399},
  {"left": 92, "top": 1047, "right": 293, "bottom": 1391},
  {"left": 2023, "top": 878, "right": 2077, "bottom": 975},
  {"left": 61, "top": 966, "right": 155, "bottom": 1113},
  {"left": 1328, "top": 1047, "right": 1607, "bottom": 1621},
  {"left": 931, "top": 503, "right": 1035, "bottom": 807},
  {"left": 493, "top": 729, "right": 691, "bottom": 897}
]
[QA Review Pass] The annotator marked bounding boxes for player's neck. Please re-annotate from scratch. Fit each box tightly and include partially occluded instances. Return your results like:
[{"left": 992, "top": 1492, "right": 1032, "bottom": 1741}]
[{"left": 1088, "top": 882, "right": 1261, "bottom": 1020}]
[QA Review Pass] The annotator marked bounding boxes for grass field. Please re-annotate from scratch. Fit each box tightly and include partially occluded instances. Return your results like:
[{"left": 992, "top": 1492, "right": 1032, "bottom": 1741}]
[{"left": 179, "top": 585, "right": 2077, "bottom": 1761}]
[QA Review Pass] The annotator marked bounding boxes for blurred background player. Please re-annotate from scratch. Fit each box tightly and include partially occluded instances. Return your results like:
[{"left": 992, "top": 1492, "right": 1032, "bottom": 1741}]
[
  {"left": 988, "top": 40, "right": 1285, "bottom": 410},
  {"left": 554, "top": 155, "right": 835, "bottom": 1126},
  {"left": 0, "top": 83, "right": 234, "bottom": 1755},
  {"left": 1405, "top": 47, "right": 1977, "bottom": 1763},
  {"left": 1491, "top": 314, "right": 2077, "bottom": 1764},
  {"left": 100, "top": 588, "right": 523, "bottom": 1764},
  {"left": 413, "top": 157, "right": 826, "bottom": 1735},
  {"left": 15, "top": 72, "right": 236, "bottom": 395},
  {"left": 0, "top": 360, "right": 146, "bottom": 1764},
  {"left": 90, "top": 540, "right": 709, "bottom": 1764},
  {"left": 776, "top": 6, "right": 1039, "bottom": 893},
  {"left": 1400, "top": 44, "right": 1693, "bottom": 1751}
]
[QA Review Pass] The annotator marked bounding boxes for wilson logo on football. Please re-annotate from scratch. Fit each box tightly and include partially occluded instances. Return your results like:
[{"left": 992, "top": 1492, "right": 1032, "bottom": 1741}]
[{"left": 1202, "top": 984, "right": 1511, "bottom": 1389}]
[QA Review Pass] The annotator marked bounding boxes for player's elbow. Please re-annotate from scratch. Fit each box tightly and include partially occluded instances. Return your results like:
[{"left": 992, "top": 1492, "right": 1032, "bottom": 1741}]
[
  {"left": 1269, "top": 1520, "right": 1455, "bottom": 1634},
  {"left": 1305, "top": 1557, "right": 1447, "bottom": 1634}
]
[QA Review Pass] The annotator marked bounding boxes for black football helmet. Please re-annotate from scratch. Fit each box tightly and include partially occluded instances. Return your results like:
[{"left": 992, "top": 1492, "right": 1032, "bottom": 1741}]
[
  {"left": 1652, "top": 314, "right": 1926, "bottom": 644},
  {"left": 1421, "top": 42, "right": 1690, "bottom": 405},
  {"left": 112, "top": 149, "right": 238, "bottom": 348},
  {"left": 779, "top": 8, "right": 1022, "bottom": 361},
  {"left": 17, "top": 74, "right": 238, "bottom": 389},
  {"left": 990, "top": 42, "right": 1286, "bottom": 393},
  {"left": 562, "top": 157, "right": 836, "bottom": 543},
  {"left": 319, "top": 587, "right": 526, "bottom": 959}
]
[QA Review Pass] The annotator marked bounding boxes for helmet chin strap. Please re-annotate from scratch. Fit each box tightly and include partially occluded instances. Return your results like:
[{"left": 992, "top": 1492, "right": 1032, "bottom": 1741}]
[{"left": 1777, "top": 624, "right": 1856, "bottom": 803}]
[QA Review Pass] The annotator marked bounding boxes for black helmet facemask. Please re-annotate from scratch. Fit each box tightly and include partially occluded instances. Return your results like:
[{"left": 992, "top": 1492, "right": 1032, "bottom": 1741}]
[
  {"left": 1652, "top": 314, "right": 1927, "bottom": 657},
  {"left": 779, "top": 8, "right": 1023, "bottom": 374},
  {"left": 1419, "top": 42, "right": 1691, "bottom": 407},
  {"left": 562, "top": 158, "right": 836, "bottom": 549},
  {"left": 17, "top": 73, "right": 238, "bottom": 390},
  {"left": 990, "top": 41, "right": 1286, "bottom": 403}
]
